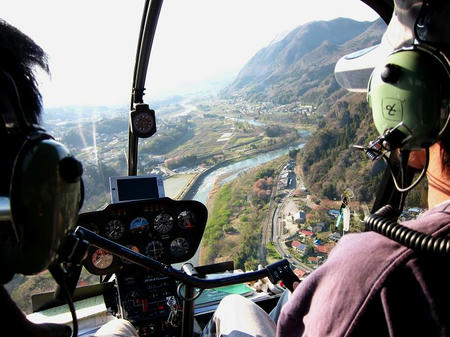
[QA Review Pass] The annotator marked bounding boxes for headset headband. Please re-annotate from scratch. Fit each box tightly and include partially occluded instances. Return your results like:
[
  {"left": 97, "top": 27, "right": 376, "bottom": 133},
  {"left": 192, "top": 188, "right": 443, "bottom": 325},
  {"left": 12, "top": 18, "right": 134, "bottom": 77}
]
[{"left": 0, "top": 69, "right": 43, "bottom": 135}]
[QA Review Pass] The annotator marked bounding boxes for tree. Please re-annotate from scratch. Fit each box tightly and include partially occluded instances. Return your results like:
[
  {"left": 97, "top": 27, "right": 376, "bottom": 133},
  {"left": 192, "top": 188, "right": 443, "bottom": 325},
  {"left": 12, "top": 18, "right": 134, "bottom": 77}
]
[
  {"left": 322, "top": 183, "right": 337, "bottom": 199},
  {"left": 265, "top": 125, "right": 282, "bottom": 137},
  {"left": 289, "top": 149, "right": 299, "bottom": 159}
]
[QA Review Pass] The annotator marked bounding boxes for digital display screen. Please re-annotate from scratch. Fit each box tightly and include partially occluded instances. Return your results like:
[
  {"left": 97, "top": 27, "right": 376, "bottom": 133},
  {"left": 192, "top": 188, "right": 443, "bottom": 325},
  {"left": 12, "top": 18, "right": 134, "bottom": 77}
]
[{"left": 117, "top": 177, "right": 160, "bottom": 201}]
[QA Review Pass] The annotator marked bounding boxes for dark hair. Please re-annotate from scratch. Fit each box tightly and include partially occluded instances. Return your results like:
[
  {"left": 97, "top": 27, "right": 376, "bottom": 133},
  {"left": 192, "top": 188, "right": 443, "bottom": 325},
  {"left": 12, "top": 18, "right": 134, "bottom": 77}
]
[
  {"left": 0, "top": 20, "right": 48, "bottom": 196},
  {"left": 0, "top": 19, "right": 49, "bottom": 124}
]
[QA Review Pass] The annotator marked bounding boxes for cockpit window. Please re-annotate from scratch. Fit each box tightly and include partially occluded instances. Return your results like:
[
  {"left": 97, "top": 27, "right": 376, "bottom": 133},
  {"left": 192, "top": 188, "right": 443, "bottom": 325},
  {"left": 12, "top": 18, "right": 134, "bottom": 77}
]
[{"left": 2, "top": 1, "right": 428, "bottom": 316}]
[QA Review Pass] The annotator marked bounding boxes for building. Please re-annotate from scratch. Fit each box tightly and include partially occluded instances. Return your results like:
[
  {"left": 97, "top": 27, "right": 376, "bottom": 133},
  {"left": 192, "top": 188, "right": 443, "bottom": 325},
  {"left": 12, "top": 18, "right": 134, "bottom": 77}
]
[
  {"left": 327, "top": 209, "right": 340, "bottom": 218},
  {"left": 316, "top": 243, "right": 335, "bottom": 256},
  {"left": 297, "top": 243, "right": 310, "bottom": 256},
  {"left": 408, "top": 207, "right": 422, "bottom": 214},
  {"left": 291, "top": 240, "right": 310, "bottom": 255},
  {"left": 293, "top": 268, "right": 308, "bottom": 279},
  {"left": 308, "top": 256, "right": 321, "bottom": 265},
  {"left": 294, "top": 211, "right": 306, "bottom": 224},
  {"left": 291, "top": 240, "right": 301, "bottom": 249},
  {"left": 328, "top": 232, "right": 342, "bottom": 242},
  {"left": 300, "top": 229, "right": 314, "bottom": 239},
  {"left": 310, "top": 222, "right": 327, "bottom": 232}
]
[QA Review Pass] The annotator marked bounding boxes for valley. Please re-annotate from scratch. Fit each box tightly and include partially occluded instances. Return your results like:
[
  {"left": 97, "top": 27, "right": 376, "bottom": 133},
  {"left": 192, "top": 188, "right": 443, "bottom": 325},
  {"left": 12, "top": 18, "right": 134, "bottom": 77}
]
[{"left": 7, "top": 16, "right": 430, "bottom": 314}]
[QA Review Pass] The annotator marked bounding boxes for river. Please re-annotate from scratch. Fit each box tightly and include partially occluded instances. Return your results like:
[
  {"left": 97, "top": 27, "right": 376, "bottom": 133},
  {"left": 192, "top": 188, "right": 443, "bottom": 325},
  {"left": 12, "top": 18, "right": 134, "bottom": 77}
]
[
  {"left": 224, "top": 116, "right": 265, "bottom": 127},
  {"left": 183, "top": 142, "right": 306, "bottom": 266},
  {"left": 191, "top": 143, "right": 305, "bottom": 204}
]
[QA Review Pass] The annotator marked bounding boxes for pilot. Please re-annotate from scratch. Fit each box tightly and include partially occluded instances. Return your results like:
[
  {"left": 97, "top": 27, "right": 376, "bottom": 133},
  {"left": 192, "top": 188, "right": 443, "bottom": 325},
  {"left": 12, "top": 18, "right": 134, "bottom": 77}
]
[{"left": 201, "top": 1, "right": 450, "bottom": 336}]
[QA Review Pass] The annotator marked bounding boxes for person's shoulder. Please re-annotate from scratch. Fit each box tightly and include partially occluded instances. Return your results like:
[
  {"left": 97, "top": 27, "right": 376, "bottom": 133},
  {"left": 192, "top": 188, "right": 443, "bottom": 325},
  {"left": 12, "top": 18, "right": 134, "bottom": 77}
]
[
  {"left": 280, "top": 231, "right": 408, "bottom": 337},
  {"left": 328, "top": 230, "right": 404, "bottom": 268},
  {"left": 329, "top": 201, "right": 450, "bottom": 265},
  {"left": 404, "top": 201, "right": 450, "bottom": 234}
]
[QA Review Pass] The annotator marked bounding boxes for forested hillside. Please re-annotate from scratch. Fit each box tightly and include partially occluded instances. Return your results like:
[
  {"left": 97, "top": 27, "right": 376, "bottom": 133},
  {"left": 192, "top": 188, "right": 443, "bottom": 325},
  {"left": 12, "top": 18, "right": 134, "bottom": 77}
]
[
  {"left": 223, "top": 18, "right": 385, "bottom": 105},
  {"left": 300, "top": 93, "right": 383, "bottom": 202},
  {"left": 223, "top": 17, "right": 388, "bottom": 203}
]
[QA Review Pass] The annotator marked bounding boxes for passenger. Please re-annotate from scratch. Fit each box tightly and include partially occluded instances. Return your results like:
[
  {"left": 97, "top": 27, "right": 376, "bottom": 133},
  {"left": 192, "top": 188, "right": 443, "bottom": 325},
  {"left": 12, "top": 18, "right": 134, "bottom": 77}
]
[
  {"left": 0, "top": 19, "right": 74, "bottom": 336},
  {"left": 202, "top": 1, "right": 450, "bottom": 336},
  {"left": 0, "top": 18, "right": 134, "bottom": 337}
]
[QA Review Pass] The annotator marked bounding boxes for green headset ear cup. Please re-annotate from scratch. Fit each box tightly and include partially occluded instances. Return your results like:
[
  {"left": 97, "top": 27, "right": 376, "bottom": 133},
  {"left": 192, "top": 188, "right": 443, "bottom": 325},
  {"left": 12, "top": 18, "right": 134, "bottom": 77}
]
[
  {"left": 368, "top": 48, "right": 450, "bottom": 150},
  {"left": 9, "top": 136, "right": 82, "bottom": 275}
]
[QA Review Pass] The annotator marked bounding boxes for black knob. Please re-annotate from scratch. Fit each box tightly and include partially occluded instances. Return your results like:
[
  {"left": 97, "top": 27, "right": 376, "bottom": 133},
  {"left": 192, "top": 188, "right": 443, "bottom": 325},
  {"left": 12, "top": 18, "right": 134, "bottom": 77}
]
[
  {"left": 381, "top": 64, "right": 401, "bottom": 84},
  {"left": 59, "top": 157, "right": 83, "bottom": 183}
]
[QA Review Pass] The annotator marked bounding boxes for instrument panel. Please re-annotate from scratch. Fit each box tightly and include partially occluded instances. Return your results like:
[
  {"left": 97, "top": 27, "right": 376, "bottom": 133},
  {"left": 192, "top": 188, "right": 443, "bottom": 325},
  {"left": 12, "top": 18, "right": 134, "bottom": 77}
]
[{"left": 78, "top": 198, "right": 207, "bottom": 275}]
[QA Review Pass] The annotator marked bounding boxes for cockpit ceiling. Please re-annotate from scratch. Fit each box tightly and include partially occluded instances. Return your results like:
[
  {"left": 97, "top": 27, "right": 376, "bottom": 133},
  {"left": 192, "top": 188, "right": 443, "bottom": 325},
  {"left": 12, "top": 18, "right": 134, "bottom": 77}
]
[{"left": 361, "top": 0, "right": 394, "bottom": 23}]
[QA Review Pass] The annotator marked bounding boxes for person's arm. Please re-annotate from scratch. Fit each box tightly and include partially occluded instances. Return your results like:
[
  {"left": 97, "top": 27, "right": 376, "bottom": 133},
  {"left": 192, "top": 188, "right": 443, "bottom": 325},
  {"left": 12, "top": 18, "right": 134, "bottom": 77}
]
[{"left": 0, "top": 285, "right": 71, "bottom": 337}]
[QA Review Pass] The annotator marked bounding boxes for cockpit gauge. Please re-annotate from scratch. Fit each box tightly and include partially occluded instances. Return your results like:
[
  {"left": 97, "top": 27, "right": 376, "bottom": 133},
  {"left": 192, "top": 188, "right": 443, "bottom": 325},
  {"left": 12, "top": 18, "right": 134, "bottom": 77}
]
[
  {"left": 170, "top": 237, "right": 189, "bottom": 257},
  {"left": 177, "top": 210, "right": 195, "bottom": 229},
  {"left": 145, "top": 241, "right": 164, "bottom": 259},
  {"left": 104, "top": 219, "right": 125, "bottom": 240},
  {"left": 153, "top": 213, "right": 174, "bottom": 234},
  {"left": 130, "top": 103, "right": 156, "bottom": 138},
  {"left": 91, "top": 248, "right": 114, "bottom": 270},
  {"left": 130, "top": 217, "right": 149, "bottom": 232}
]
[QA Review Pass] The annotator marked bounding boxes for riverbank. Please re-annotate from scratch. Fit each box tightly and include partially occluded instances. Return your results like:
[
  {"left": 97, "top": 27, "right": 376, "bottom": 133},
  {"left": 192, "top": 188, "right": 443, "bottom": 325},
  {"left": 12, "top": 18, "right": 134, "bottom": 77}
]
[
  {"left": 200, "top": 156, "right": 287, "bottom": 269},
  {"left": 164, "top": 173, "right": 196, "bottom": 199},
  {"left": 198, "top": 172, "right": 230, "bottom": 265},
  {"left": 178, "top": 139, "right": 310, "bottom": 267},
  {"left": 182, "top": 139, "right": 308, "bottom": 202}
]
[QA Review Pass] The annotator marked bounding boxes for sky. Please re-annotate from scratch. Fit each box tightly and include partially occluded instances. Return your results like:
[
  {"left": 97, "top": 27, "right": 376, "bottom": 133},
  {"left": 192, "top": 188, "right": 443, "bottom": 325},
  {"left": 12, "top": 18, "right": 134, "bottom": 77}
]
[{"left": 0, "top": 1, "right": 379, "bottom": 108}]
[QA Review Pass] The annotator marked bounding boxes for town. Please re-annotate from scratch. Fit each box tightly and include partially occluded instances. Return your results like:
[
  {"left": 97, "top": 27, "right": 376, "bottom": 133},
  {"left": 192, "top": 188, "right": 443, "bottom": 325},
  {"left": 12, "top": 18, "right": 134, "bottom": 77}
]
[{"left": 269, "top": 159, "right": 426, "bottom": 280}]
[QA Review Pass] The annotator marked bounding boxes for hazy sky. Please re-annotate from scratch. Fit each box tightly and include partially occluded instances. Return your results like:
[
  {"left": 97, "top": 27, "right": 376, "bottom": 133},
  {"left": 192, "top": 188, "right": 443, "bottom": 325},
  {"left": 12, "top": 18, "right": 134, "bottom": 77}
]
[{"left": 0, "top": 1, "right": 379, "bottom": 107}]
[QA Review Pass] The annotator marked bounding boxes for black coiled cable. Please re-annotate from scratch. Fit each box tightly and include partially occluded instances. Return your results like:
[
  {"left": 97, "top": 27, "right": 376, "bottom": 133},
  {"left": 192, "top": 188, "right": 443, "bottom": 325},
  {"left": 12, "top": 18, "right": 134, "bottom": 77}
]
[{"left": 364, "top": 205, "right": 450, "bottom": 256}]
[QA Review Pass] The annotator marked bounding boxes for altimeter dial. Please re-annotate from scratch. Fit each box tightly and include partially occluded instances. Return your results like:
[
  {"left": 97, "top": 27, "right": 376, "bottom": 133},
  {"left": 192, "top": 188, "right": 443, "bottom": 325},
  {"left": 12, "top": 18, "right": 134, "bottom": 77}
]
[{"left": 104, "top": 219, "right": 125, "bottom": 240}]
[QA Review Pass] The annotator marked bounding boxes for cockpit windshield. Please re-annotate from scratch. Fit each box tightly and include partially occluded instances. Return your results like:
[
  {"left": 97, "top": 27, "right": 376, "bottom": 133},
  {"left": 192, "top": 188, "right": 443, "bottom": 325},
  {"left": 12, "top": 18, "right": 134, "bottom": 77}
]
[{"left": 3, "top": 0, "right": 430, "bottom": 318}]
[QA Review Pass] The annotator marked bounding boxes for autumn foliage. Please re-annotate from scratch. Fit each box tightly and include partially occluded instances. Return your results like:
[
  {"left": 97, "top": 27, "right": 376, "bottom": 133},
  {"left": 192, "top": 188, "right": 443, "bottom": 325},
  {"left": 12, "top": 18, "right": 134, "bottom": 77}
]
[{"left": 253, "top": 177, "right": 273, "bottom": 201}]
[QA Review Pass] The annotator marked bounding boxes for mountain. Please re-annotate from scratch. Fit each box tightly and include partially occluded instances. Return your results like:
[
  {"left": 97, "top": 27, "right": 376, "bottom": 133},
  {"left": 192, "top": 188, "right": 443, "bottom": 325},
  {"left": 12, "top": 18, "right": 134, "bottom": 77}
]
[
  {"left": 224, "top": 16, "right": 429, "bottom": 206},
  {"left": 222, "top": 18, "right": 386, "bottom": 105},
  {"left": 223, "top": 17, "right": 395, "bottom": 203}
]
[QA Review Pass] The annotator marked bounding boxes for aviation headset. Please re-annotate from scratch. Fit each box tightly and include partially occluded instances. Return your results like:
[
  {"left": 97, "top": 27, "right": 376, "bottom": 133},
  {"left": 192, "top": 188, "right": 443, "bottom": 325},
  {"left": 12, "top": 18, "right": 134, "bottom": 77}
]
[
  {"left": 0, "top": 69, "right": 83, "bottom": 283},
  {"left": 367, "top": 45, "right": 450, "bottom": 151},
  {"left": 367, "top": 0, "right": 450, "bottom": 151},
  {"left": 363, "top": 1, "right": 450, "bottom": 255}
]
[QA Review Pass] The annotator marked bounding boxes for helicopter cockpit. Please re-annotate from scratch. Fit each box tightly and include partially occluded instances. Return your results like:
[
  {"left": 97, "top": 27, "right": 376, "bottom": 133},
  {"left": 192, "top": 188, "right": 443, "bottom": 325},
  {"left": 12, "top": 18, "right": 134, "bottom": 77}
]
[{"left": 1, "top": 0, "right": 449, "bottom": 336}]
